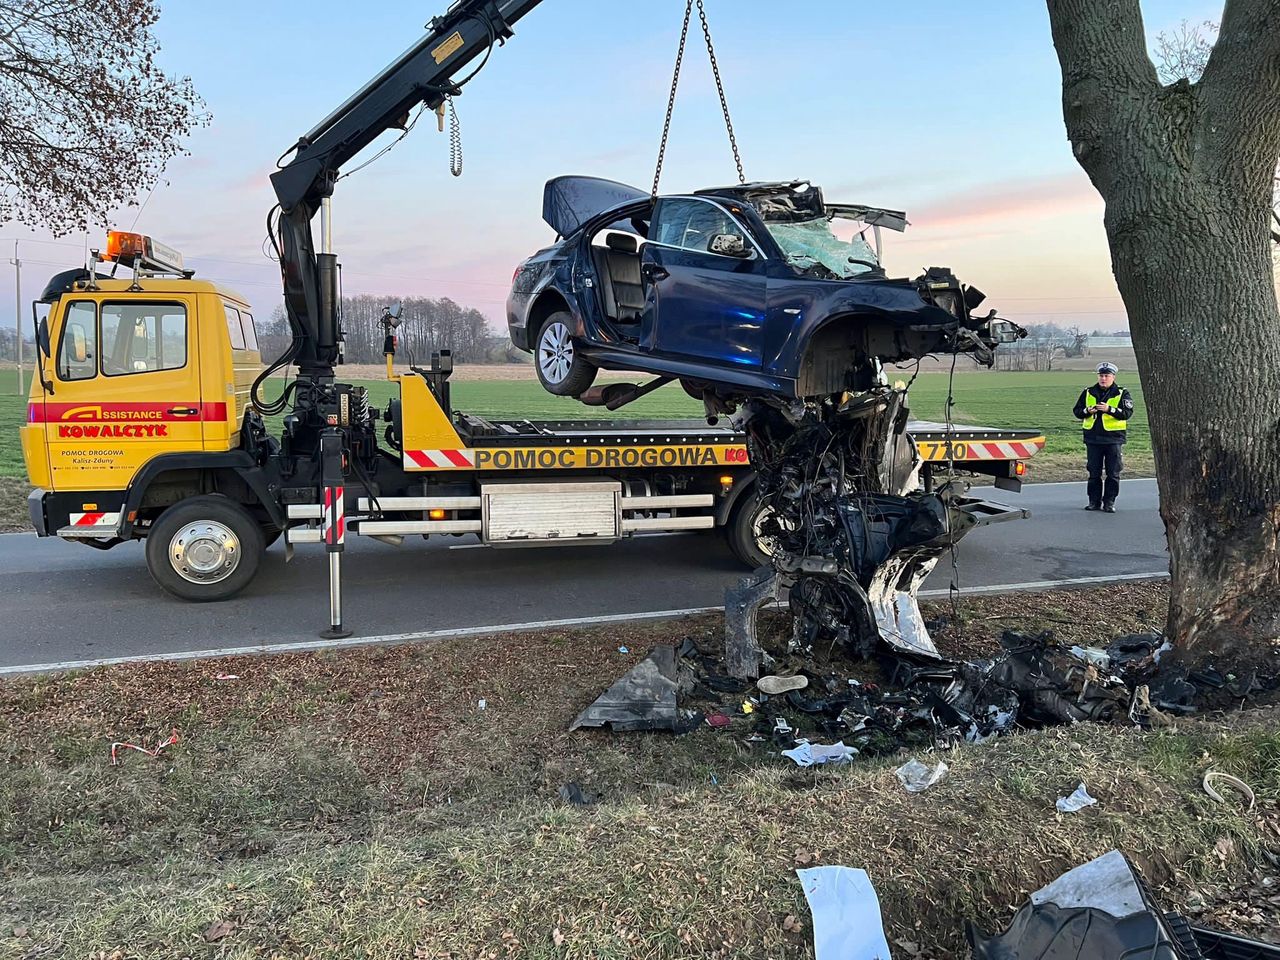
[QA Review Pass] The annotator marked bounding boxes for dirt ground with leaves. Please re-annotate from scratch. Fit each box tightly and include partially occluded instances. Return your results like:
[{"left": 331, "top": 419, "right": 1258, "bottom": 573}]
[{"left": 2, "top": 581, "right": 1278, "bottom": 959}]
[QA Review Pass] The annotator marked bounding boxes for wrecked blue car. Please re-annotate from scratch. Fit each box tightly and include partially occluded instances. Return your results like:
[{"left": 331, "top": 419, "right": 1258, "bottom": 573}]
[{"left": 507, "top": 177, "right": 1020, "bottom": 404}]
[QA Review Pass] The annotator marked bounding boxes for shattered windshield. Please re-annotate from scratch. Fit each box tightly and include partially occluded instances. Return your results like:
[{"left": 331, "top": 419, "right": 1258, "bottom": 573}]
[{"left": 765, "top": 215, "right": 881, "bottom": 280}]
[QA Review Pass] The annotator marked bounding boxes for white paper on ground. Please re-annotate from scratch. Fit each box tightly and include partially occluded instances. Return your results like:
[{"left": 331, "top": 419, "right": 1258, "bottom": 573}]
[
  {"left": 782, "top": 740, "right": 858, "bottom": 767},
  {"left": 797, "top": 865, "right": 894, "bottom": 960},
  {"left": 1055, "top": 782, "right": 1098, "bottom": 813}
]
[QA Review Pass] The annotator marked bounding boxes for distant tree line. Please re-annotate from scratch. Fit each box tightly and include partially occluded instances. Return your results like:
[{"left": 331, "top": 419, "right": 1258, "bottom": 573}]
[{"left": 259, "top": 296, "right": 525, "bottom": 366}]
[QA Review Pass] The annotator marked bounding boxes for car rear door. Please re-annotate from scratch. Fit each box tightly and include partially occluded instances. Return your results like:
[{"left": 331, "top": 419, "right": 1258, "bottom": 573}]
[{"left": 640, "top": 197, "right": 767, "bottom": 368}]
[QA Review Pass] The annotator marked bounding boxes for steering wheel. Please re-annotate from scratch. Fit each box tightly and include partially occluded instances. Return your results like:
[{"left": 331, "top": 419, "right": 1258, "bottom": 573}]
[{"left": 846, "top": 258, "right": 880, "bottom": 271}]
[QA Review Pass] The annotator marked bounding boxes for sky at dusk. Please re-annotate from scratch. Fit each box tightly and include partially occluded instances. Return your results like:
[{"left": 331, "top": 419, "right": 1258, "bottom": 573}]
[{"left": 0, "top": 0, "right": 1225, "bottom": 336}]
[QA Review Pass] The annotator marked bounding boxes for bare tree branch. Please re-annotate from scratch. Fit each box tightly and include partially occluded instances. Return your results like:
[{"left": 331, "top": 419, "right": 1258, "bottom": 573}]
[{"left": 0, "top": 0, "right": 208, "bottom": 235}]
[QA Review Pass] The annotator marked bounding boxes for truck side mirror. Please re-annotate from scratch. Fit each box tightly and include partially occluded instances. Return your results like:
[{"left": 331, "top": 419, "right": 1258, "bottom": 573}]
[
  {"left": 709, "top": 233, "right": 750, "bottom": 258},
  {"left": 68, "top": 322, "right": 88, "bottom": 363},
  {"left": 388, "top": 301, "right": 403, "bottom": 320},
  {"left": 37, "top": 317, "right": 50, "bottom": 357}
]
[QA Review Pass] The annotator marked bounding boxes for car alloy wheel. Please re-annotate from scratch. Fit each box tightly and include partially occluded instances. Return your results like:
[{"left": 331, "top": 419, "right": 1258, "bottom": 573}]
[{"left": 538, "top": 320, "right": 574, "bottom": 385}]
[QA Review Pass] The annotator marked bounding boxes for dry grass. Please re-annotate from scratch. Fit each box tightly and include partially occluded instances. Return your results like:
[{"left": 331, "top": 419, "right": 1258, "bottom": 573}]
[
  {"left": 2, "top": 583, "right": 1277, "bottom": 958},
  {"left": 0, "top": 476, "right": 30, "bottom": 532}
]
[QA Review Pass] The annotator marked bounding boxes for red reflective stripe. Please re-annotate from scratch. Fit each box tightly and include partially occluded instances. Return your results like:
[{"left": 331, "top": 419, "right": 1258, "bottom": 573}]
[
  {"left": 981, "top": 442, "right": 1003, "bottom": 459},
  {"left": 405, "top": 449, "right": 433, "bottom": 468},
  {"left": 442, "top": 449, "right": 471, "bottom": 468},
  {"left": 75, "top": 512, "right": 104, "bottom": 526}
]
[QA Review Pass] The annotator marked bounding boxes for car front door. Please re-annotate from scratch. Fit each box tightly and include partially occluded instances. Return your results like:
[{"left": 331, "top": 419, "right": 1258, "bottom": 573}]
[{"left": 639, "top": 197, "right": 767, "bottom": 368}]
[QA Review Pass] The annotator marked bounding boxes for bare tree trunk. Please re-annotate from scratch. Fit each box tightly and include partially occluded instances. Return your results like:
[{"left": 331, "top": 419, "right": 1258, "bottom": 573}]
[{"left": 1047, "top": 0, "right": 1280, "bottom": 660}]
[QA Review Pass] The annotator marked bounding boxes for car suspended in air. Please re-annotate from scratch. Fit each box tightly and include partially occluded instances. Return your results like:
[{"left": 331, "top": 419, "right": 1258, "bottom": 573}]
[{"left": 507, "top": 177, "right": 1022, "bottom": 406}]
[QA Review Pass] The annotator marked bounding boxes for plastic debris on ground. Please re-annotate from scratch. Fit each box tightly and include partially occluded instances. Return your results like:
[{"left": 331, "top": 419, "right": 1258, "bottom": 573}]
[
  {"left": 895, "top": 758, "right": 949, "bottom": 793},
  {"left": 968, "top": 850, "right": 1280, "bottom": 959},
  {"left": 1055, "top": 782, "right": 1098, "bottom": 813},
  {"left": 570, "top": 644, "right": 687, "bottom": 732},
  {"left": 558, "top": 782, "right": 599, "bottom": 806},
  {"left": 1202, "top": 770, "right": 1256, "bottom": 810},
  {"left": 214, "top": 673, "right": 240, "bottom": 681},
  {"left": 110, "top": 727, "right": 180, "bottom": 765},
  {"left": 782, "top": 740, "right": 858, "bottom": 767},
  {"left": 797, "top": 865, "right": 893, "bottom": 960}
]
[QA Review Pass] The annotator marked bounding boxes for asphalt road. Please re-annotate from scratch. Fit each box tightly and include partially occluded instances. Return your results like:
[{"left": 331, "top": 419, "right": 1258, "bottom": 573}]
[{"left": 0, "top": 479, "right": 1165, "bottom": 671}]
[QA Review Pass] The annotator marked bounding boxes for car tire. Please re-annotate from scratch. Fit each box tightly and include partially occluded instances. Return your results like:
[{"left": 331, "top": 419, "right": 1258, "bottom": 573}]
[
  {"left": 726, "top": 489, "right": 774, "bottom": 570},
  {"left": 534, "top": 311, "right": 597, "bottom": 396},
  {"left": 145, "top": 495, "right": 264, "bottom": 602}
]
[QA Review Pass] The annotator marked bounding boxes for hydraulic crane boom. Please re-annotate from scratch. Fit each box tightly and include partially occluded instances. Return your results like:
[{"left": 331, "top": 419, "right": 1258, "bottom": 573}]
[{"left": 266, "top": 0, "right": 545, "bottom": 390}]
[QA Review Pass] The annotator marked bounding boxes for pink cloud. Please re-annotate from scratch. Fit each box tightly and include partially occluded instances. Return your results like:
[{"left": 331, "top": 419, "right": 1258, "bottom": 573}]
[{"left": 911, "top": 173, "right": 1102, "bottom": 232}]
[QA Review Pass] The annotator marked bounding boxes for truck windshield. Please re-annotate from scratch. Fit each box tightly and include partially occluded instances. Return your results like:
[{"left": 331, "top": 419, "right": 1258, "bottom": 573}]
[{"left": 765, "top": 216, "right": 881, "bottom": 280}]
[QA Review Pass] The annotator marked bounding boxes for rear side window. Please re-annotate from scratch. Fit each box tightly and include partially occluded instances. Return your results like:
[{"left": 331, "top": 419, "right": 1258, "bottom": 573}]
[
  {"left": 224, "top": 303, "right": 246, "bottom": 350},
  {"left": 101, "top": 303, "right": 188, "bottom": 376},
  {"left": 240, "top": 311, "right": 259, "bottom": 351},
  {"left": 56, "top": 301, "right": 98, "bottom": 381}
]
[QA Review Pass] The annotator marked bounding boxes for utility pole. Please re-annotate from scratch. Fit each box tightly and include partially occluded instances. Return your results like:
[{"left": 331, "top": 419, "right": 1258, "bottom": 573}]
[{"left": 8, "top": 241, "right": 20, "bottom": 395}]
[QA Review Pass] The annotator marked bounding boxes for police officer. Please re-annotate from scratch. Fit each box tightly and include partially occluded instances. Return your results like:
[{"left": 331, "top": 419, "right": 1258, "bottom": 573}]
[{"left": 1073, "top": 361, "right": 1134, "bottom": 512}]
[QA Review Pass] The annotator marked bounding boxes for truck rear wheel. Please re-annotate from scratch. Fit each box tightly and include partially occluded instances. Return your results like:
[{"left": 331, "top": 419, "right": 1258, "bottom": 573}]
[
  {"left": 726, "top": 490, "right": 775, "bottom": 570},
  {"left": 145, "top": 496, "right": 264, "bottom": 602}
]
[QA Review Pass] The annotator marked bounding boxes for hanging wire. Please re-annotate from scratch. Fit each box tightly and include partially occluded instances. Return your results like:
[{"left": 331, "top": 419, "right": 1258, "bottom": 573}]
[{"left": 447, "top": 97, "right": 463, "bottom": 177}]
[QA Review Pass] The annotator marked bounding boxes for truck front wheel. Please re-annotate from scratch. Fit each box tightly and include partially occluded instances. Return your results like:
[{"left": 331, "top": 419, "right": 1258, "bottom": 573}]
[{"left": 145, "top": 496, "right": 265, "bottom": 602}]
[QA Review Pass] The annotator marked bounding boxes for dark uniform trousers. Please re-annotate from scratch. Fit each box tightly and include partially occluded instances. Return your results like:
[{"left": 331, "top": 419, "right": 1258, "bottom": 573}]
[{"left": 1085, "top": 442, "right": 1123, "bottom": 506}]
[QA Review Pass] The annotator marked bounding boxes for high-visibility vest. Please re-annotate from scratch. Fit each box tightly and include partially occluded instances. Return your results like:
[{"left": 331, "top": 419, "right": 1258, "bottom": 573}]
[{"left": 1083, "top": 387, "right": 1127, "bottom": 432}]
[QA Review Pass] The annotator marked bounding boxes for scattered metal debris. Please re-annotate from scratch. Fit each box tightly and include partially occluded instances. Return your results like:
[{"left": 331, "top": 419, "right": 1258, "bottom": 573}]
[
  {"left": 797, "top": 865, "right": 893, "bottom": 960},
  {"left": 110, "top": 727, "right": 180, "bottom": 765},
  {"left": 968, "top": 850, "right": 1280, "bottom": 959},
  {"left": 895, "top": 758, "right": 949, "bottom": 793},
  {"left": 1055, "top": 782, "right": 1098, "bottom": 813}
]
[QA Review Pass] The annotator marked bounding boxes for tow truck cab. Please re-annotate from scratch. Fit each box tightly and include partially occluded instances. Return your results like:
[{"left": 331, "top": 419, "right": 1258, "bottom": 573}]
[{"left": 22, "top": 232, "right": 265, "bottom": 539}]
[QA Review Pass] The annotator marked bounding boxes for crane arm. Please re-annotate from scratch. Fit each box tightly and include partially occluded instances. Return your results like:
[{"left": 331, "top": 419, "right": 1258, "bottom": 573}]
[{"left": 266, "top": 0, "right": 545, "bottom": 382}]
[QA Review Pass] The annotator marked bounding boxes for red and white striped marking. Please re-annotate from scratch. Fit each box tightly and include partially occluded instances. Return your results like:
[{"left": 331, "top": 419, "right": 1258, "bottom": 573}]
[
  {"left": 968, "top": 440, "right": 1044, "bottom": 460},
  {"left": 69, "top": 511, "right": 120, "bottom": 528},
  {"left": 403, "top": 448, "right": 476, "bottom": 470},
  {"left": 323, "top": 486, "right": 345, "bottom": 546}
]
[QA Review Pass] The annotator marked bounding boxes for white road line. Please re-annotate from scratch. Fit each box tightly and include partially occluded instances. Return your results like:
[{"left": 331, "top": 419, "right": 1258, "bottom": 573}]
[
  {"left": 0, "top": 571, "right": 1170, "bottom": 676},
  {"left": 1021, "top": 478, "right": 1156, "bottom": 488}
]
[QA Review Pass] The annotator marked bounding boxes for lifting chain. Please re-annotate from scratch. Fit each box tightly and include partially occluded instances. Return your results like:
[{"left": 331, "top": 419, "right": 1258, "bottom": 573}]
[{"left": 652, "top": 0, "right": 744, "bottom": 198}]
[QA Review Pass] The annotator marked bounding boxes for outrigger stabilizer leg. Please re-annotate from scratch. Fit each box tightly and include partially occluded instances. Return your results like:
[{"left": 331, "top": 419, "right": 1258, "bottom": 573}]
[{"left": 319, "top": 427, "right": 352, "bottom": 639}]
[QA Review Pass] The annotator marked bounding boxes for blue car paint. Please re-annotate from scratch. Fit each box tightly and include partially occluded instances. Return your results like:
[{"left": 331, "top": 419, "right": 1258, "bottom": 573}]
[{"left": 507, "top": 182, "right": 998, "bottom": 398}]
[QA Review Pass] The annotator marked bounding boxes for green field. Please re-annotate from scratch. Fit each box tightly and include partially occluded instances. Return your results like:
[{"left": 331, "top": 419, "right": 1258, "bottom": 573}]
[{"left": 0, "top": 366, "right": 1151, "bottom": 482}]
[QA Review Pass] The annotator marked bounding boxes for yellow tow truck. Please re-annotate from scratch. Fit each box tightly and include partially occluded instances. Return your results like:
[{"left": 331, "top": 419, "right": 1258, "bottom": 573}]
[{"left": 21, "top": 231, "right": 1044, "bottom": 611}]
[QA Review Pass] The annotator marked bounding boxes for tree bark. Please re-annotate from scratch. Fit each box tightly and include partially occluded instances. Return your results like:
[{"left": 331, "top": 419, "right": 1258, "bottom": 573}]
[{"left": 1046, "top": 0, "right": 1280, "bottom": 660}]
